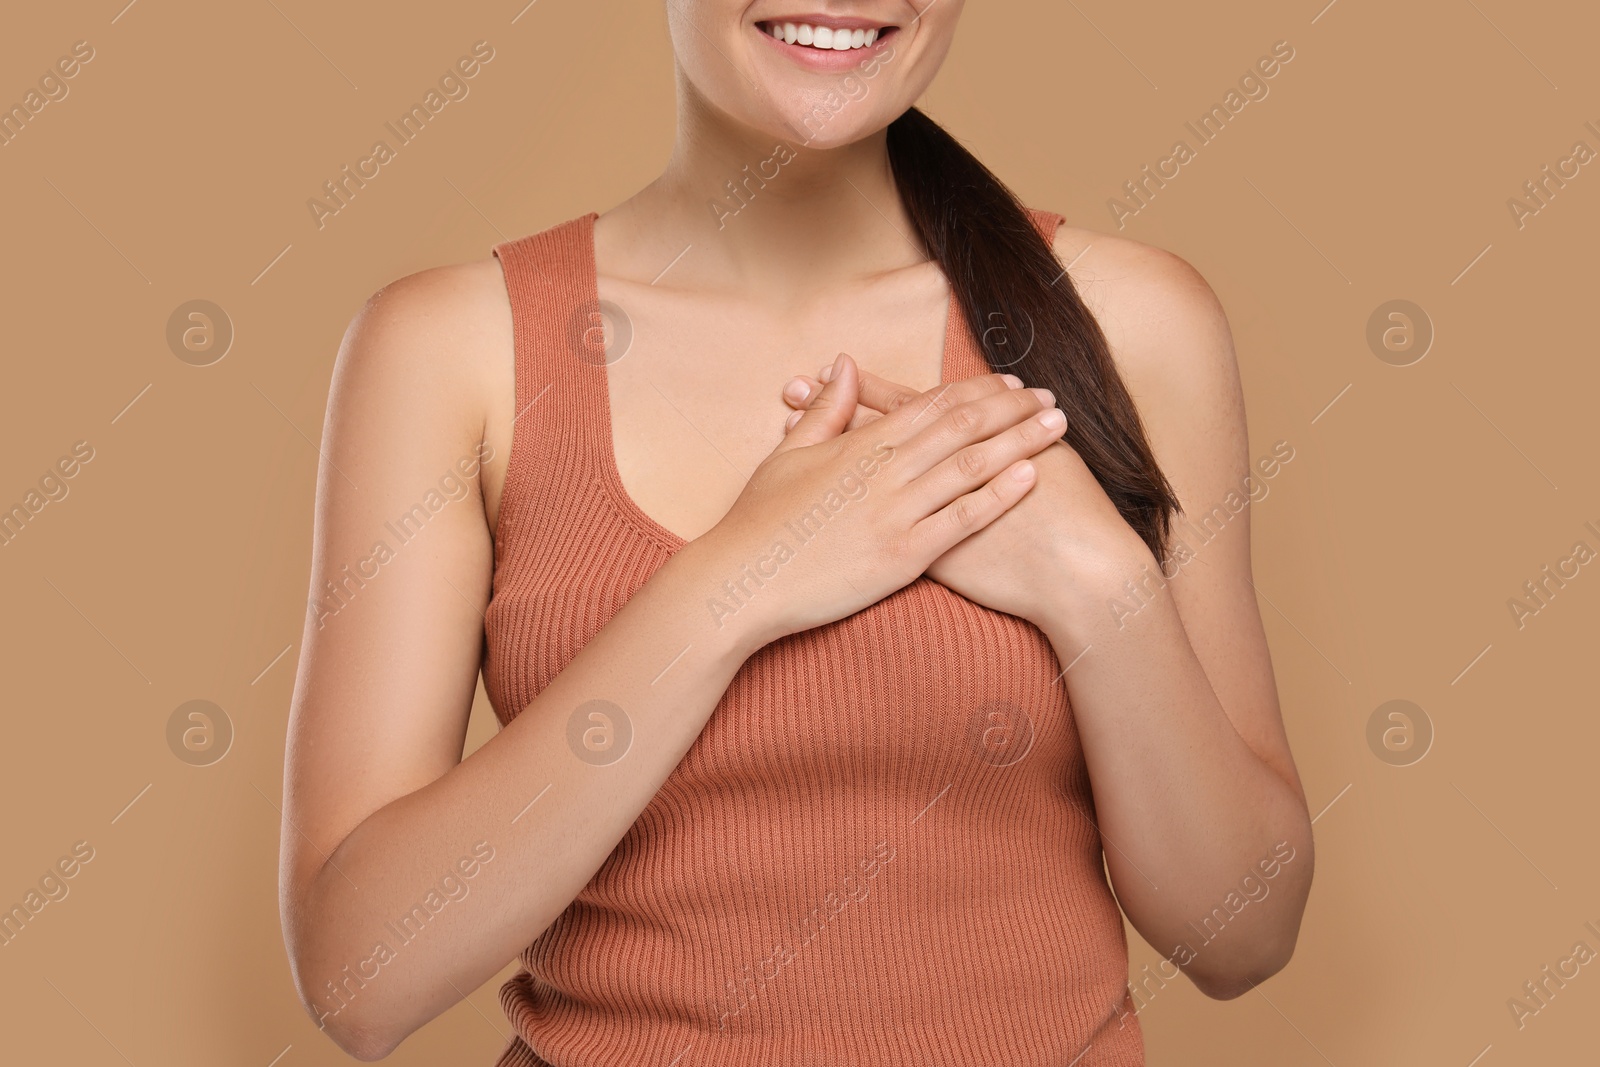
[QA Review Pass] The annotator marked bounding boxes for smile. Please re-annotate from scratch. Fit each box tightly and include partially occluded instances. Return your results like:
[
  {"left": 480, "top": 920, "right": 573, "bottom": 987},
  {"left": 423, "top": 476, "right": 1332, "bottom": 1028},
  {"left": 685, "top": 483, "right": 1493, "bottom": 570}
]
[{"left": 755, "top": 19, "right": 899, "bottom": 53}]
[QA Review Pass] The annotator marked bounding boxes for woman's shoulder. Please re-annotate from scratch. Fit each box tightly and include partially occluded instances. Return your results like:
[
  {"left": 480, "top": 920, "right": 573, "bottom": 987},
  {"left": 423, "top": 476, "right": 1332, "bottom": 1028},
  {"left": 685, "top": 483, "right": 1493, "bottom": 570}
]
[
  {"left": 1038, "top": 214, "right": 1220, "bottom": 319},
  {"left": 1034, "top": 211, "right": 1234, "bottom": 391},
  {"left": 328, "top": 255, "right": 514, "bottom": 463},
  {"left": 341, "top": 256, "right": 512, "bottom": 389},
  {"left": 358, "top": 255, "right": 511, "bottom": 334},
  {"left": 343, "top": 207, "right": 593, "bottom": 381}
]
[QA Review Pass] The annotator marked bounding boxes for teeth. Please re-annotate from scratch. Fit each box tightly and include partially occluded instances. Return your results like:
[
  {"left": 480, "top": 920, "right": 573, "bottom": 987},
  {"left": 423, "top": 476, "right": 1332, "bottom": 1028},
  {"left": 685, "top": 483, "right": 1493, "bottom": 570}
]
[{"left": 763, "top": 20, "right": 885, "bottom": 51}]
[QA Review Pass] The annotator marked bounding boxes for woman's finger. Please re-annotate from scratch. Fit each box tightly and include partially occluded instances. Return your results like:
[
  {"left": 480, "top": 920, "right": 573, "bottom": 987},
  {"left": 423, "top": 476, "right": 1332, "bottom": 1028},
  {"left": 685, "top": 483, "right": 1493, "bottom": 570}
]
[
  {"left": 772, "top": 352, "right": 862, "bottom": 452},
  {"left": 785, "top": 371, "right": 899, "bottom": 413},
  {"left": 778, "top": 374, "right": 876, "bottom": 432},
  {"left": 782, "top": 397, "right": 882, "bottom": 434},
  {"left": 831, "top": 366, "right": 941, "bottom": 416},
  {"left": 804, "top": 367, "right": 914, "bottom": 414},
  {"left": 785, "top": 367, "right": 1026, "bottom": 416}
]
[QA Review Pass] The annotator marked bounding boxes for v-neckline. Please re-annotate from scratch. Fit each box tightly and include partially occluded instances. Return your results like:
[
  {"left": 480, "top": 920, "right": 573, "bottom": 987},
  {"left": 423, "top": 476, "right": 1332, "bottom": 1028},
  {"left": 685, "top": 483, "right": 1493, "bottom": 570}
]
[{"left": 580, "top": 210, "right": 966, "bottom": 554}]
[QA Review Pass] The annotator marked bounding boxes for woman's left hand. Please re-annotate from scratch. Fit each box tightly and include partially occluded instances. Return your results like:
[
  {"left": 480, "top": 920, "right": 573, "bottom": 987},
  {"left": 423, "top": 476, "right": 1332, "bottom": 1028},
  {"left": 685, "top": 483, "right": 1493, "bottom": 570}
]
[{"left": 780, "top": 364, "right": 1156, "bottom": 631}]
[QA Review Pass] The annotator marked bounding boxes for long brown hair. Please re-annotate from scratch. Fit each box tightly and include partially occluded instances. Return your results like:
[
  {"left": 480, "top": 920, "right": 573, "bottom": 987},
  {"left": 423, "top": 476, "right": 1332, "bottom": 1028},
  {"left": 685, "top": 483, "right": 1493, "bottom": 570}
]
[{"left": 886, "top": 106, "right": 1180, "bottom": 560}]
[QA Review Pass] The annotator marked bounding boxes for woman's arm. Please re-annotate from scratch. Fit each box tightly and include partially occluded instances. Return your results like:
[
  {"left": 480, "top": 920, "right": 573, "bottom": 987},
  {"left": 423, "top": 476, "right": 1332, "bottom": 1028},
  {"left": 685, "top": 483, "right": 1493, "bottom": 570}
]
[
  {"left": 1031, "top": 234, "right": 1314, "bottom": 999},
  {"left": 278, "top": 265, "right": 775, "bottom": 1060},
  {"left": 279, "top": 272, "right": 1059, "bottom": 1060},
  {"left": 776, "top": 232, "right": 1315, "bottom": 999}
]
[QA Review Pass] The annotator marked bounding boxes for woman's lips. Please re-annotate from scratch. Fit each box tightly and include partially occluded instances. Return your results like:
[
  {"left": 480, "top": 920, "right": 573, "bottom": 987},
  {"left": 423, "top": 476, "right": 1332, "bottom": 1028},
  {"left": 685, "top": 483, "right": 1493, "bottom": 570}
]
[{"left": 754, "top": 20, "right": 899, "bottom": 72}]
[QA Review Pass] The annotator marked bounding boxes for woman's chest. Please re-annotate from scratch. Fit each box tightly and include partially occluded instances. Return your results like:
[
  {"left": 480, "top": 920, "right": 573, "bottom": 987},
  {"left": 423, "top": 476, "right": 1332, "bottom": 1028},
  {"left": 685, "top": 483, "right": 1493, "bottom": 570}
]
[
  {"left": 489, "top": 541, "right": 1079, "bottom": 793},
  {"left": 592, "top": 270, "right": 956, "bottom": 545}
]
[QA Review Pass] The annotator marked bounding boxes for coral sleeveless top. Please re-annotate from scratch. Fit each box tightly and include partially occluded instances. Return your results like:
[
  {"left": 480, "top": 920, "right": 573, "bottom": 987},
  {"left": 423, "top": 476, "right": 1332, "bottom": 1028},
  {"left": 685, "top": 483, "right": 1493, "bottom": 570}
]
[{"left": 482, "top": 208, "right": 1142, "bottom": 1066}]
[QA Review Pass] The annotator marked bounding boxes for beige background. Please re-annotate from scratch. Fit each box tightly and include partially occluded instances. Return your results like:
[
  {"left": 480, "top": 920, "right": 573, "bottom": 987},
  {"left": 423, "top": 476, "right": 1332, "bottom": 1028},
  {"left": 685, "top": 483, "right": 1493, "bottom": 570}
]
[{"left": 2, "top": 0, "right": 1596, "bottom": 1063}]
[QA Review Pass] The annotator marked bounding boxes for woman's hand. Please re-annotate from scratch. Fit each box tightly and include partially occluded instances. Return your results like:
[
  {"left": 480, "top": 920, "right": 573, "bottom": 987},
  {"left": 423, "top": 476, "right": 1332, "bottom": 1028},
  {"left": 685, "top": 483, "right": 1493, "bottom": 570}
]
[
  {"left": 778, "top": 363, "right": 1156, "bottom": 631},
  {"left": 694, "top": 353, "right": 1069, "bottom": 646}
]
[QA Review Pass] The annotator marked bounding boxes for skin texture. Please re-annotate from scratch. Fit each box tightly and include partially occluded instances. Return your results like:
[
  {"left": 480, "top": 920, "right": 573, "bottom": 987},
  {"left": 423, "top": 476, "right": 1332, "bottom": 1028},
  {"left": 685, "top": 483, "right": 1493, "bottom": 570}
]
[{"left": 278, "top": 1, "right": 1312, "bottom": 1059}]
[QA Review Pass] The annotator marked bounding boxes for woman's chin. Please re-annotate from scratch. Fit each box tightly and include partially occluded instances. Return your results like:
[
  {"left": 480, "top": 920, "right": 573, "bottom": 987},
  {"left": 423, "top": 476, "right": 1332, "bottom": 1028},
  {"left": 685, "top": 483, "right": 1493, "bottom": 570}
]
[{"left": 738, "top": 95, "right": 895, "bottom": 152}]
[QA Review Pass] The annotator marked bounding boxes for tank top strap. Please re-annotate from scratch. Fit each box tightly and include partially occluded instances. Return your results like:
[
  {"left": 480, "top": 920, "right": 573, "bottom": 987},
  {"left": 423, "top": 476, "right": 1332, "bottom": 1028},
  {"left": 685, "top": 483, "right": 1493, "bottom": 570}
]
[
  {"left": 1026, "top": 205, "right": 1066, "bottom": 245},
  {"left": 489, "top": 210, "right": 611, "bottom": 538},
  {"left": 941, "top": 205, "right": 1068, "bottom": 381},
  {"left": 490, "top": 206, "right": 1068, "bottom": 521}
]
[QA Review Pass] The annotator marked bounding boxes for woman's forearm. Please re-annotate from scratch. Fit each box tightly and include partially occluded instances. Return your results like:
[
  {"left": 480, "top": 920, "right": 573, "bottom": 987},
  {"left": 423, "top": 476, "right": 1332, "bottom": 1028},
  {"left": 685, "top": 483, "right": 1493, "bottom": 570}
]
[
  {"left": 287, "top": 536, "right": 770, "bottom": 1059},
  {"left": 1037, "top": 560, "right": 1314, "bottom": 999}
]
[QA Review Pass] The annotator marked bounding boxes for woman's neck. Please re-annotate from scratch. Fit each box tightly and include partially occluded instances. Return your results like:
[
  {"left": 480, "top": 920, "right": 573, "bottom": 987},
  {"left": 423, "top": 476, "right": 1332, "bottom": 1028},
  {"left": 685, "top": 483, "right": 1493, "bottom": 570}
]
[{"left": 602, "top": 97, "right": 929, "bottom": 299}]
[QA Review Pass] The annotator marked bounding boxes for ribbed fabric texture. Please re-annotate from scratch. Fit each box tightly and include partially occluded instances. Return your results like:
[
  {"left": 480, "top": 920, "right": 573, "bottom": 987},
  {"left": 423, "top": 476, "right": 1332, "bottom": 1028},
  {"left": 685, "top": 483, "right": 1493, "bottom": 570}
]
[{"left": 482, "top": 209, "right": 1142, "bottom": 1067}]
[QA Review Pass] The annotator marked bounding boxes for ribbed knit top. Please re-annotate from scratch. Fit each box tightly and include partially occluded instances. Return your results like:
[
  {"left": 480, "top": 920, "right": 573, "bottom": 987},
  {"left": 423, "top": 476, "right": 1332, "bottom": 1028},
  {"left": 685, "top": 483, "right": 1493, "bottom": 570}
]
[{"left": 481, "top": 209, "right": 1142, "bottom": 1067}]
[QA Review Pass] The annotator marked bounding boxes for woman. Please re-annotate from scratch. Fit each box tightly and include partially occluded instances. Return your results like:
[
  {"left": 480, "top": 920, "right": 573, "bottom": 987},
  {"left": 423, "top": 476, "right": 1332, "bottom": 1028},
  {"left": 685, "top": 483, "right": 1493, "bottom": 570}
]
[{"left": 278, "top": 3, "right": 1315, "bottom": 1063}]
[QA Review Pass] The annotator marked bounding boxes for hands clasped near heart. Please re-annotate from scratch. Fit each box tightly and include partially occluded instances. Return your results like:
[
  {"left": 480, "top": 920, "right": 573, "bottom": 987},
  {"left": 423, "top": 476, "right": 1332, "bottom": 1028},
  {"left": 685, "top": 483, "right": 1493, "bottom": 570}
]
[{"left": 771, "top": 353, "right": 1149, "bottom": 630}]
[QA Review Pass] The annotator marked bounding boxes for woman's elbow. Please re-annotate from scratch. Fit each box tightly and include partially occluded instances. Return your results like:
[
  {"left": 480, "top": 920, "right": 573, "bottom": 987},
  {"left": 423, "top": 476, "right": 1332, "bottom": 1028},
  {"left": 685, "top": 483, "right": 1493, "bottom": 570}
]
[
  {"left": 285, "top": 930, "right": 406, "bottom": 1060},
  {"left": 295, "top": 987, "right": 403, "bottom": 1061},
  {"left": 329, "top": 1023, "right": 402, "bottom": 1063},
  {"left": 1186, "top": 931, "right": 1300, "bottom": 1001}
]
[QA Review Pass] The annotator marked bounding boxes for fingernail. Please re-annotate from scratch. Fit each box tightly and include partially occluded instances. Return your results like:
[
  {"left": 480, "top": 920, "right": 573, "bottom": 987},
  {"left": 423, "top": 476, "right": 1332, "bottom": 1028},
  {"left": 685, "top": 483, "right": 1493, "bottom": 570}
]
[
  {"left": 785, "top": 408, "right": 803, "bottom": 429},
  {"left": 820, "top": 357, "right": 840, "bottom": 384},
  {"left": 1002, "top": 374, "right": 1023, "bottom": 388},
  {"left": 782, "top": 377, "right": 810, "bottom": 403},
  {"left": 1030, "top": 387, "right": 1055, "bottom": 406}
]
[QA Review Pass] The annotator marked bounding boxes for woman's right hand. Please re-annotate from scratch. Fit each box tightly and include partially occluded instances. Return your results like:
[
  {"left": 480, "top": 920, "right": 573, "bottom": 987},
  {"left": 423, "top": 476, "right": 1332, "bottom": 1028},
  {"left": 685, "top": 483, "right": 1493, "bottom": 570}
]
[{"left": 691, "top": 352, "right": 1067, "bottom": 645}]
